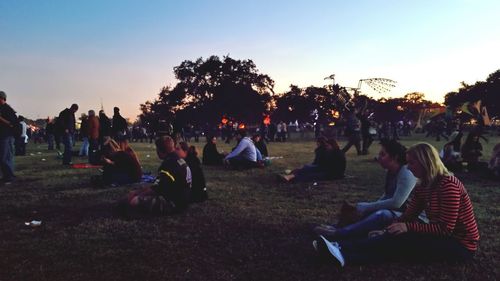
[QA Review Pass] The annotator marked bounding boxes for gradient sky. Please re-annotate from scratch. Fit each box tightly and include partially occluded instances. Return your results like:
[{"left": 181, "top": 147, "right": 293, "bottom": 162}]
[{"left": 1, "top": 0, "right": 499, "bottom": 120}]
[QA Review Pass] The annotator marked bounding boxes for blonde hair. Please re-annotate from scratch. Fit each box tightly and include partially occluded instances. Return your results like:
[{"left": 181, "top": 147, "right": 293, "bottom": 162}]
[{"left": 407, "top": 142, "right": 450, "bottom": 188}]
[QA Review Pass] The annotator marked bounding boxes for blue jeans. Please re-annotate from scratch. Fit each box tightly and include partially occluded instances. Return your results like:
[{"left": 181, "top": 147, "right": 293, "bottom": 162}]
[
  {"left": 79, "top": 137, "right": 89, "bottom": 156},
  {"left": 0, "top": 136, "right": 15, "bottom": 180},
  {"left": 62, "top": 133, "right": 73, "bottom": 164},
  {"left": 334, "top": 209, "right": 397, "bottom": 239},
  {"left": 337, "top": 233, "right": 473, "bottom": 264}
]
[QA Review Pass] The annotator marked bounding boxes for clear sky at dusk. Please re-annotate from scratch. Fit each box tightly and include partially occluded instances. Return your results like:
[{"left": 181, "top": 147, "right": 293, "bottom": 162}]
[{"left": 1, "top": 0, "right": 499, "bottom": 120}]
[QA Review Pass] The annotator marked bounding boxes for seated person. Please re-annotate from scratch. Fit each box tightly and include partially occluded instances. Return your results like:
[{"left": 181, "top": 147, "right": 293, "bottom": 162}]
[
  {"left": 313, "top": 143, "right": 479, "bottom": 266},
  {"left": 488, "top": 143, "right": 500, "bottom": 178},
  {"left": 202, "top": 136, "right": 225, "bottom": 165},
  {"left": 252, "top": 134, "right": 268, "bottom": 157},
  {"left": 187, "top": 145, "right": 208, "bottom": 202},
  {"left": 118, "top": 136, "right": 190, "bottom": 215},
  {"left": 175, "top": 141, "right": 193, "bottom": 187},
  {"left": 101, "top": 139, "right": 142, "bottom": 185},
  {"left": 461, "top": 132, "right": 485, "bottom": 171},
  {"left": 314, "top": 139, "right": 417, "bottom": 239},
  {"left": 224, "top": 129, "right": 258, "bottom": 169},
  {"left": 280, "top": 137, "right": 345, "bottom": 182},
  {"left": 441, "top": 140, "right": 462, "bottom": 172}
]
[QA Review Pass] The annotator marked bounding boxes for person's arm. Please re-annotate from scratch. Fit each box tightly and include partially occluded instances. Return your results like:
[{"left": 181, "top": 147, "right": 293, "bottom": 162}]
[
  {"left": 357, "top": 168, "right": 417, "bottom": 213},
  {"left": 225, "top": 139, "right": 248, "bottom": 159},
  {"left": 395, "top": 186, "right": 425, "bottom": 223},
  {"left": 404, "top": 180, "right": 461, "bottom": 236}
]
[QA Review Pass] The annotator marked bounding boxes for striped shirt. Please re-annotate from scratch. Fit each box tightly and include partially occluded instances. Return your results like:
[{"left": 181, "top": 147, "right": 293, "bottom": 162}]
[{"left": 397, "top": 175, "right": 480, "bottom": 251}]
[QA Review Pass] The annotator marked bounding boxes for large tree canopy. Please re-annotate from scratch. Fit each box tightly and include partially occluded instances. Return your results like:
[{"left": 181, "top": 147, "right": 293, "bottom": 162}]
[{"left": 140, "top": 55, "right": 274, "bottom": 127}]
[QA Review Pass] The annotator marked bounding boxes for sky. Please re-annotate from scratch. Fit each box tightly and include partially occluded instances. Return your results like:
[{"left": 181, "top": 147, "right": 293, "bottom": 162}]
[{"left": 1, "top": 0, "right": 499, "bottom": 120}]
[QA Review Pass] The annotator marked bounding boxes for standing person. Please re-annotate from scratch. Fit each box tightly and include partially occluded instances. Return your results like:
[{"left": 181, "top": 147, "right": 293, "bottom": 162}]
[
  {"left": 98, "top": 110, "right": 111, "bottom": 149},
  {"left": 87, "top": 110, "right": 100, "bottom": 164},
  {"left": 15, "top": 116, "right": 28, "bottom": 156},
  {"left": 112, "top": 107, "right": 128, "bottom": 140},
  {"left": 45, "top": 118, "right": 55, "bottom": 150},
  {"left": 78, "top": 113, "right": 89, "bottom": 157},
  {"left": 276, "top": 121, "right": 283, "bottom": 142},
  {"left": 314, "top": 143, "right": 479, "bottom": 266},
  {"left": 0, "top": 91, "right": 18, "bottom": 183},
  {"left": 342, "top": 110, "right": 362, "bottom": 155},
  {"left": 58, "top": 104, "right": 78, "bottom": 165},
  {"left": 359, "top": 110, "right": 373, "bottom": 155}
]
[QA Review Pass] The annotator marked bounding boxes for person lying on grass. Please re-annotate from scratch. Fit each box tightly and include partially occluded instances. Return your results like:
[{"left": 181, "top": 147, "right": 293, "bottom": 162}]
[
  {"left": 101, "top": 138, "right": 142, "bottom": 186},
  {"left": 314, "top": 139, "right": 418, "bottom": 239},
  {"left": 313, "top": 143, "right": 480, "bottom": 267},
  {"left": 117, "top": 136, "right": 190, "bottom": 216},
  {"left": 279, "top": 137, "right": 345, "bottom": 183}
]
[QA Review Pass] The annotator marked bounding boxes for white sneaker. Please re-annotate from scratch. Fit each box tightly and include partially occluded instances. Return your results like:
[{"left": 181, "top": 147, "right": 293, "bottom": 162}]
[{"left": 319, "top": 235, "right": 345, "bottom": 267}]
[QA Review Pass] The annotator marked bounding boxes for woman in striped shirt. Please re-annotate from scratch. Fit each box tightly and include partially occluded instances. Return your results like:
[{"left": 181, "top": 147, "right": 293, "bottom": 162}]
[{"left": 313, "top": 142, "right": 480, "bottom": 266}]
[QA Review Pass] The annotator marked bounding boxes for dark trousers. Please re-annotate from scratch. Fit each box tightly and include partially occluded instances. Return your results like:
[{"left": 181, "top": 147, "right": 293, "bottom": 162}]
[
  {"left": 47, "top": 134, "right": 55, "bottom": 150},
  {"left": 0, "top": 136, "right": 15, "bottom": 181},
  {"left": 342, "top": 133, "right": 361, "bottom": 155},
  {"left": 88, "top": 138, "right": 99, "bottom": 164},
  {"left": 226, "top": 156, "right": 257, "bottom": 170},
  {"left": 62, "top": 133, "right": 73, "bottom": 165},
  {"left": 293, "top": 164, "right": 329, "bottom": 182},
  {"left": 362, "top": 134, "right": 374, "bottom": 154},
  {"left": 15, "top": 137, "right": 26, "bottom": 156},
  {"left": 338, "top": 233, "right": 473, "bottom": 264}
]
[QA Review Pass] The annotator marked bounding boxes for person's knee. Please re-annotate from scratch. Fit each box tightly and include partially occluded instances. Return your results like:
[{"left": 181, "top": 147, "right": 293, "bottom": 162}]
[{"left": 374, "top": 210, "right": 394, "bottom": 222}]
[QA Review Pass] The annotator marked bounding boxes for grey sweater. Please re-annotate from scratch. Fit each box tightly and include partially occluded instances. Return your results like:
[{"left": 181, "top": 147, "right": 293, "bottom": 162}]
[{"left": 356, "top": 165, "right": 417, "bottom": 214}]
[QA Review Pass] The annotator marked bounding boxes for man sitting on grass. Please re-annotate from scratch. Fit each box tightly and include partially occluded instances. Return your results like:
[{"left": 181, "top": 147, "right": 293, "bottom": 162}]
[
  {"left": 224, "top": 129, "right": 259, "bottom": 170},
  {"left": 116, "top": 136, "right": 190, "bottom": 216}
]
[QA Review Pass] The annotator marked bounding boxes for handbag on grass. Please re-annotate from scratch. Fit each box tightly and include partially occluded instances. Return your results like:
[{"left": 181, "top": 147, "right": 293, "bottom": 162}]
[{"left": 337, "top": 201, "right": 362, "bottom": 227}]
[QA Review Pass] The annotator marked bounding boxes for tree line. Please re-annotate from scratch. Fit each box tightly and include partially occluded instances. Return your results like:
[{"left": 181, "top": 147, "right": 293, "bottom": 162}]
[{"left": 139, "top": 55, "right": 499, "bottom": 129}]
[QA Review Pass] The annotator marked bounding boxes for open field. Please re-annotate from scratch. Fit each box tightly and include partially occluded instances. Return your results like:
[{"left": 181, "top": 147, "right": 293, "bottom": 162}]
[{"left": 0, "top": 134, "right": 499, "bottom": 281}]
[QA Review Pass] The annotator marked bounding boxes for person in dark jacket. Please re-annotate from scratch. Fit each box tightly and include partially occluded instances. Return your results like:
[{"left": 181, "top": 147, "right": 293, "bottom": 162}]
[
  {"left": 45, "top": 118, "right": 56, "bottom": 150},
  {"left": 112, "top": 107, "right": 128, "bottom": 140},
  {"left": 252, "top": 134, "right": 268, "bottom": 157},
  {"left": 58, "top": 104, "right": 78, "bottom": 165},
  {"left": 0, "top": 91, "right": 18, "bottom": 183},
  {"left": 279, "top": 137, "right": 346, "bottom": 182},
  {"left": 202, "top": 136, "right": 225, "bottom": 165},
  {"left": 98, "top": 110, "right": 111, "bottom": 149},
  {"left": 122, "top": 136, "right": 190, "bottom": 215}
]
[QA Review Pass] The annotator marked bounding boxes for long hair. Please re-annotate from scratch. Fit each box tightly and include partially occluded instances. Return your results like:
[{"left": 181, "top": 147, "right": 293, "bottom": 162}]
[{"left": 407, "top": 142, "right": 450, "bottom": 188}]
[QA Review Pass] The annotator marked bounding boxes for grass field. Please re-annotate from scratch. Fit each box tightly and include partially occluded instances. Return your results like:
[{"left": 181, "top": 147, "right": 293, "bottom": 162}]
[{"left": 0, "top": 134, "right": 499, "bottom": 281}]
